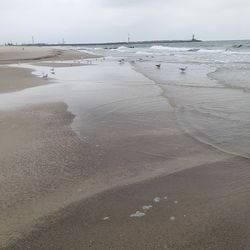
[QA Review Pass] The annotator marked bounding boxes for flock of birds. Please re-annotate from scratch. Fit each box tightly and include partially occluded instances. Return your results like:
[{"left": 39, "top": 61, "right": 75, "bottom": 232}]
[
  {"left": 154, "top": 63, "right": 188, "bottom": 73},
  {"left": 42, "top": 67, "right": 55, "bottom": 79},
  {"left": 119, "top": 58, "right": 188, "bottom": 73},
  {"left": 41, "top": 58, "right": 96, "bottom": 79},
  {"left": 42, "top": 58, "right": 188, "bottom": 80}
]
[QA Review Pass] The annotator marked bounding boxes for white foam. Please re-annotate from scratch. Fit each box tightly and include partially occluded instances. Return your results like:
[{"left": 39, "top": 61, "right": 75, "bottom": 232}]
[
  {"left": 130, "top": 211, "right": 146, "bottom": 218},
  {"left": 153, "top": 197, "right": 161, "bottom": 203},
  {"left": 170, "top": 216, "right": 176, "bottom": 221},
  {"left": 136, "top": 51, "right": 153, "bottom": 55},
  {"left": 102, "top": 217, "right": 110, "bottom": 221},
  {"left": 113, "top": 46, "right": 130, "bottom": 53},
  {"left": 142, "top": 205, "right": 153, "bottom": 210},
  {"left": 150, "top": 46, "right": 191, "bottom": 52}
]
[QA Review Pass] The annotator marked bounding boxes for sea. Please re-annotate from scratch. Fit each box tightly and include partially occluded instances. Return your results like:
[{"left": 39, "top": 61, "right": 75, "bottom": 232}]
[
  {"left": 76, "top": 40, "right": 250, "bottom": 158},
  {"left": 1, "top": 40, "right": 249, "bottom": 159}
]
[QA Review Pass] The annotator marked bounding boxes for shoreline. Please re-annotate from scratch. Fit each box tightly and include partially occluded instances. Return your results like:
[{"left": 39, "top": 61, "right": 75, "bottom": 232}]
[
  {"left": 1, "top": 48, "right": 250, "bottom": 249},
  {"left": 0, "top": 47, "right": 99, "bottom": 247},
  {"left": 0, "top": 46, "right": 97, "bottom": 93}
]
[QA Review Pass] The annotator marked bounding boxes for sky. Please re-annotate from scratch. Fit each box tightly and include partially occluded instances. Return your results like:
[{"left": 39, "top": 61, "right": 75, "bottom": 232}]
[{"left": 0, "top": 0, "right": 250, "bottom": 44}]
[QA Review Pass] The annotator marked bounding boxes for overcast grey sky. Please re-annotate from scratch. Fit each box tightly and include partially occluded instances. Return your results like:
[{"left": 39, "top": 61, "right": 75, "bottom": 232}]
[{"left": 0, "top": 0, "right": 249, "bottom": 44}]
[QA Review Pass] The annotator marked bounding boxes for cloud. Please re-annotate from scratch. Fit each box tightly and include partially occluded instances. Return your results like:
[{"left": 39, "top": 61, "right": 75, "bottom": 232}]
[{"left": 0, "top": 0, "right": 249, "bottom": 43}]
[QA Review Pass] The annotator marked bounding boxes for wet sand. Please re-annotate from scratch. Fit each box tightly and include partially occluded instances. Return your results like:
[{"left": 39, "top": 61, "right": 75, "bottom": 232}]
[
  {"left": 0, "top": 66, "right": 51, "bottom": 93},
  {"left": 5, "top": 156, "right": 250, "bottom": 250},
  {"left": 0, "top": 103, "right": 95, "bottom": 247},
  {"left": 0, "top": 47, "right": 98, "bottom": 247},
  {"left": 1, "top": 52, "right": 250, "bottom": 250},
  {"left": 31, "top": 62, "right": 92, "bottom": 68}
]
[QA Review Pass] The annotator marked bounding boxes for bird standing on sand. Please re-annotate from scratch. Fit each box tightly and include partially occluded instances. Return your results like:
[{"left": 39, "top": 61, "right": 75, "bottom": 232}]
[
  {"left": 51, "top": 68, "right": 55, "bottom": 74},
  {"left": 156, "top": 64, "right": 161, "bottom": 69},
  {"left": 179, "top": 66, "right": 187, "bottom": 73}
]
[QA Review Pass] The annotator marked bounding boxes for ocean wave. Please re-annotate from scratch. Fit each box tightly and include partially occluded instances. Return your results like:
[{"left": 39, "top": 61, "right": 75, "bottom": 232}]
[
  {"left": 117, "top": 46, "right": 128, "bottom": 50},
  {"left": 136, "top": 51, "right": 154, "bottom": 55},
  {"left": 150, "top": 45, "right": 191, "bottom": 52},
  {"left": 209, "top": 68, "right": 250, "bottom": 92},
  {"left": 225, "top": 50, "right": 250, "bottom": 55},
  {"left": 111, "top": 46, "right": 130, "bottom": 52},
  {"left": 149, "top": 46, "right": 227, "bottom": 54},
  {"left": 198, "top": 49, "right": 225, "bottom": 53}
]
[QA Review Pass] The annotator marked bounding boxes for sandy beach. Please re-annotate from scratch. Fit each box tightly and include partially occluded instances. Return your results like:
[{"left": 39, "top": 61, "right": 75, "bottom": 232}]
[
  {"left": 0, "top": 46, "right": 96, "bottom": 64},
  {"left": 1, "top": 46, "right": 250, "bottom": 250}
]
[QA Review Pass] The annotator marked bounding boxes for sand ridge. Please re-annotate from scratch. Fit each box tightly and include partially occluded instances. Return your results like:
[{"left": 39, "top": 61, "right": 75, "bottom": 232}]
[{"left": 0, "top": 46, "right": 97, "bottom": 64}]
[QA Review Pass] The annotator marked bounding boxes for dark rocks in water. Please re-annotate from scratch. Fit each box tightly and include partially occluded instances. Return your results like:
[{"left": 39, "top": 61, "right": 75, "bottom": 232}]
[{"left": 232, "top": 44, "right": 243, "bottom": 48}]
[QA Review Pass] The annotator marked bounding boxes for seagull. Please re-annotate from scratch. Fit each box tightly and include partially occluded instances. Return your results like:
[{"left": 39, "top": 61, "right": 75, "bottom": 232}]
[
  {"left": 42, "top": 73, "right": 48, "bottom": 79},
  {"left": 118, "top": 58, "right": 125, "bottom": 63},
  {"left": 179, "top": 66, "right": 187, "bottom": 73},
  {"left": 50, "top": 68, "right": 55, "bottom": 74},
  {"left": 156, "top": 64, "right": 161, "bottom": 69}
]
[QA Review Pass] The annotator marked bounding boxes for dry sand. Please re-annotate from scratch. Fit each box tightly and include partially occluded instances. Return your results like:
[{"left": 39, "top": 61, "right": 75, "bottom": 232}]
[{"left": 0, "top": 46, "right": 97, "bottom": 64}]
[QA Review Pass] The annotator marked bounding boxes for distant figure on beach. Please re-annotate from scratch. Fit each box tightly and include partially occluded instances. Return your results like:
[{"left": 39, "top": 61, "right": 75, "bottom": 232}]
[{"left": 156, "top": 64, "right": 161, "bottom": 69}]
